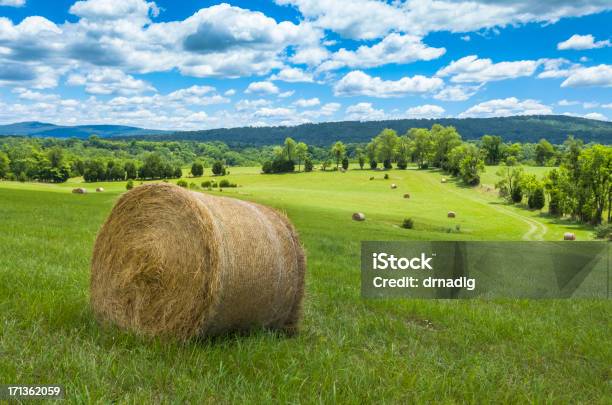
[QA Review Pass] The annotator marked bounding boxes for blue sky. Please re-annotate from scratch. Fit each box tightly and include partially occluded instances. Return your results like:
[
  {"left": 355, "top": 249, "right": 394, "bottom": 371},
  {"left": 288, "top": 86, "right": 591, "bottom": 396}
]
[{"left": 0, "top": 0, "right": 610, "bottom": 130}]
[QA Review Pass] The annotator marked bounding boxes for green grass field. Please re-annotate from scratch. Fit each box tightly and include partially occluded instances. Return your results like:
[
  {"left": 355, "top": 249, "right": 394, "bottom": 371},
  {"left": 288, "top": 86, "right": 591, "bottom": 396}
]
[{"left": 0, "top": 166, "right": 610, "bottom": 402}]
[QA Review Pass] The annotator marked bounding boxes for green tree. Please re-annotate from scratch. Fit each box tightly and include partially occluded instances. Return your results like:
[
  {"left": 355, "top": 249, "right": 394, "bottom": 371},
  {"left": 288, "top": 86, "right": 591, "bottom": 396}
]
[
  {"left": 0, "top": 151, "right": 10, "bottom": 179},
  {"left": 295, "top": 142, "right": 308, "bottom": 172},
  {"left": 408, "top": 128, "right": 433, "bottom": 169},
  {"left": 356, "top": 147, "right": 366, "bottom": 169},
  {"left": 124, "top": 161, "right": 137, "bottom": 180},
  {"left": 331, "top": 141, "right": 346, "bottom": 169},
  {"left": 212, "top": 160, "right": 226, "bottom": 176},
  {"left": 528, "top": 187, "right": 546, "bottom": 210},
  {"left": 374, "top": 128, "right": 399, "bottom": 169},
  {"left": 191, "top": 161, "right": 204, "bottom": 177},
  {"left": 535, "top": 138, "right": 555, "bottom": 166},
  {"left": 495, "top": 157, "right": 524, "bottom": 202},
  {"left": 430, "top": 124, "right": 461, "bottom": 170},
  {"left": 366, "top": 142, "right": 377, "bottom": 169},
  {"left": 341, "top": 156, "right": 349, "bottom": 170},
  {"left": 284, "top": 137, "right": 297, "bottom": 161},
  {"left": 304, "top": 157, "right": 313, "bottom": 172},
  {"left": 481, "top": 135, "right": 503, "bottom": 165}
]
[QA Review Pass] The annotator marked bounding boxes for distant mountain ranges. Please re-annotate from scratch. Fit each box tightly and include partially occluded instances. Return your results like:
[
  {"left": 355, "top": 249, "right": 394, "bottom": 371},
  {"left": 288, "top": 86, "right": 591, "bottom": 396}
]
[{"left": 1, "top": 115, "right": 610, "bottom": 146}]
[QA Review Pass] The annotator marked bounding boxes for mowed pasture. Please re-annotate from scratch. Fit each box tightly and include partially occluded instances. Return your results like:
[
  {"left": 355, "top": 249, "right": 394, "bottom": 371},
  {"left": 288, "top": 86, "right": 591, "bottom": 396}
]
[{"left": 0, "top": 166, "right": 609, "bottom": 402}]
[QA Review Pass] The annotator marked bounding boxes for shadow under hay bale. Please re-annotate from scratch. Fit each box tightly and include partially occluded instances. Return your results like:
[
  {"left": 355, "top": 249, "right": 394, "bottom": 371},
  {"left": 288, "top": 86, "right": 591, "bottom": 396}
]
[
  {"left": 403, "top": 193, "right": 410, "bottom": 199},
  {"left": 72, "top": 187, "right": 87, "bottom": 194},
  {"left": 447, "top": 211, "right": 456, "bottom": 218},
  {"left": 90, "top": 183, "right": 306, "bottom": 340},
  {"left": 352, "top": 212, "right": 365, "bottom": 221}
]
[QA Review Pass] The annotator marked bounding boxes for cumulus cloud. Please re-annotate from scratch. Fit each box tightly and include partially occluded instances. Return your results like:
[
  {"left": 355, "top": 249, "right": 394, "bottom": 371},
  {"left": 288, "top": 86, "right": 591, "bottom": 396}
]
[
  {"left": 269, "top": 67, "right": 314, "bottom": 82},
  {"left": 345, "top": 102, "right": 386, "bottom": 120},
  {"left": 334, "top": 70, "right": 443, "bottom": 97},
  {"left": 293, "top": 97, "right": 320, "bottom": 107},
  {"left": 434, "top": 85, "right": 481, "bottom": 101},
  {"left": 560, "top": 64, "right": 612, "bottom": 88},
  {"left": 437, "top": 55, "right": 541, "bottom": 83},
  {"left": 405, "top": 104, "right": 445, "bottom": 118},
  {"left": 66, "top": 68, "right": 155, "bottom": 95},
  {"left": 459, "top": 97, "right": 552, "bottom": 118},
  {"left": 583, "top": 112, "right": 608, "bottom": 121},
  {"left": 275, "top": 0, "right": 612, "bottom": 39},
  {"left": 318, "top": 33, "right": 445, "bottom": 71},
  {"left": 245, "top": 81, "right": 280, "bottom": 95},
  {"left": 0, "top": 0, "right": 25, "bottom": 6},
  {"left": 557, "top": 34, "right": 611, "bottom": 50}
]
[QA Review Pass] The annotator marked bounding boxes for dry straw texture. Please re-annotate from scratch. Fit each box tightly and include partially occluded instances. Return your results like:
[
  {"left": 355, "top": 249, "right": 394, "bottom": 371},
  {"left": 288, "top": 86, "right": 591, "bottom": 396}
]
[{"left": 90, "top": 183, "right": 306, "bottom": 339}]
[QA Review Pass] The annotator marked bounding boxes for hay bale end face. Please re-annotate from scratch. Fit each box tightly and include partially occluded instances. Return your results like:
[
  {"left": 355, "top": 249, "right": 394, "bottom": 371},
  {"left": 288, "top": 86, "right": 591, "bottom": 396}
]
[
  {"left": 352, "top": 212, "right": 365, "bottom": 221},
  {"left": 564, "top": 232, "right": 576, "bottom": 241},
  {"left": 390, "top": 184, "right": 397, "bottom": 189},
  {"left": 441, "top": 178, "right": 447, "bottom": 183},
  {"left": 72, "top": 187, "right": 87, "bottom": 194},
  {"left": 447, "top": 211, "right": 456, "bottom": 218},
  {"left": 96, "top": 187, "right": 104, "bottom": 192},
  {"left": 403, "top": 193, "right": 410, "bottom": 199},
  {"left": 90, "top": 183, "right": 306, "bottom": 339}
]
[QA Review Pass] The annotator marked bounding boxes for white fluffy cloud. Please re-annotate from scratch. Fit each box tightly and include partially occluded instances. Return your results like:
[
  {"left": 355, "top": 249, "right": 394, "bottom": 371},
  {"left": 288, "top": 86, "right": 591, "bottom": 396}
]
[
  {"left": 345, "top": 102, "right": 386, "bottom": 120},
  {"left": 560, "top": 64, "right": 612, "bottom": 88},
  {"left": 293, "top": 97, "right": 320, "bottom": 107},
  {"left": 245, "top": 81, "right": 280, "bottom": 95},
  {"left": 434, "top": 85, "right": 481, "bottom": 101},
  {"left": 459, "top": 97, "right": 552, "bottom": 118},
  {"left": 405, "top": 104, "right": 445, "bottom": 118},
  {"left": 275, "top": 0, "right": 612, "bottom": 39},
  {"left": 557, "top": 34, "right": 611, "bottom": 50},
  {"left": 66, "top": 68, "right": 155, "bottom": 95},
  {"left": 437, "top": 55, "right": 541, "bottom": 83},
  {"left": 334, "top": 70, "right": 443, "bottom": 97},
  {"left": 583, "top": 112, "right": 608, "bottom": 121},
  {"left": 318, "top": 33, "right": 445, "bottom": 71},
  {"left": 0, "top": 0, "right": 25, "bottom": 6},
  {"left": 269, "top": 67, "right": 314, "bottom": 82}
]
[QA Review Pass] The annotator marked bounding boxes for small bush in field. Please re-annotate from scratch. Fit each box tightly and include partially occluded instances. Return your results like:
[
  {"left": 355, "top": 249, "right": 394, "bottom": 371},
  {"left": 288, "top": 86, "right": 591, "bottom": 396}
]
[
  {"left": 384, "top": 173, "right": 389, "bottom": 179},
  {"left": 401, "top": 218, "right": 414, "bottom": 229},
  {"left": 201, "top": 180, "right": 212, "bottom": 188},
  {"left": 176, "top": 179, "right": 188, "bottom": 188},
  {"left": 126, "top": 180, "right": 134, "bottom": 190}
]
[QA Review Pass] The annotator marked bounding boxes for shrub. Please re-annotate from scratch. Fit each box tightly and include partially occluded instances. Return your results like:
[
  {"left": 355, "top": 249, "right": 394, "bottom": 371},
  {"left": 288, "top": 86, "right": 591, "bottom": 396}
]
[
  {"left": 173, "top": 166, "right": 183, "bottom": 178},
  {"left": 262, "top": 157, "right": 295, "bottom": 174},
  {"left": 383, "top": 159, "right": 392, "bottom": 170},
  {"left": 341, "top": 157, "right": 349, "bottom": 170},
  {"left": 369, "top": 160, "right": 377, "bottom": 169},
  {"left": 511, "top": 184, "right": 523, "bottom": 203},
  {"left": 176, "top": 179, "right": 188, "bottom": 188},
  {"left": 594, "top": 223, "right": 612, "bottom": 240},
  {"left": 126, "top": 179, "right": 134, "bottom": 190},
  {"left": 212, "top": 160, "right": 226, "bottom": 176},
  {"left": 218, "top": 179, "right": 238, "bottom": 188},
  {"left": 528, "top": 187, "right": 545, "bottom": 210},
  {"left": 304, "top": 158, "right": 313, "bottom": 172},
  {"left": 455, "top": 224, "right": 461, "bottom": 232},
  {"left": 384, "top": 173, "right": 389, "bottom": 179},
  {"left": 189, "top": 182, "right": 198, "bottom": 189},
  {"left": 397, "top": 159, "right": 408, "bottom": 170},
  {"left": 401, "top": 218, "right": 414, "bottom": 229},
  {"left": 201, "top": 180, "right": 212, "bottom": 188},
  {"left": 191, "top": 162, "right": 204, "bottom": 177}
]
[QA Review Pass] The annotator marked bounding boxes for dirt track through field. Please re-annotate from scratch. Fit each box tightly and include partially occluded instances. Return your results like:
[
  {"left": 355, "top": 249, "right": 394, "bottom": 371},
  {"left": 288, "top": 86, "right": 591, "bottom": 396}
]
[{"left": 418, "top": 171, "right": 548, "bottom": 241}]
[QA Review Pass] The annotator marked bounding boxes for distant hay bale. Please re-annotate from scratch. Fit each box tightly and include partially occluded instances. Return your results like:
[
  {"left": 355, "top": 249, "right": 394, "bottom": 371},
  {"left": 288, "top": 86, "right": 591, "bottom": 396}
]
[
  {"left": 340, "top": 168, "right": 346, "bottom": 173},
  {"left": 441, "top": 178, "right": 447, "bottom": 183},
  {"left": 72, "top": 187, "right": 87, "bottom": 194},
  {"left": 352, "top": 212, "right": 365, "bottom": 221},
  {"left": 447, "top": 211, "right": 456, "bottom": 218},
  {"left": 403, "top": 193, "right": 410, "bottom": 199},
  {"left": 563, "top": 232, "right": 576, "bottom": 241},
  {"left": 390, "top": 184, "right": 397, "bottom": 189},
  {"left": 96, "top": 187, "right": 104, "bottom": 192},
  {"left": 90, "top": 183, "right": 306, "bottom": 339},
  {"left": 369, "top": 176, "right": 375, "bottom": 180}
]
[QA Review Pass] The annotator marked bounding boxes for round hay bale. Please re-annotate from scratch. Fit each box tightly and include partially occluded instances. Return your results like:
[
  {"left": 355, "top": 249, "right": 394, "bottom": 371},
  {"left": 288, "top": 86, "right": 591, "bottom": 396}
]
[
  {"left": 441, "top": 178, "right": 447, "bottom": 183},
  {"left": 352, "top": 212, "right": 365, "bottom": 221},
  {"left": 563, "top": 232, "right": 576, "bottom": 241},
  {"left": 340, "top": 168, "right": 346, "bottom": 173},
  {"left": 96, "top": 187, "right": 104, "bottom": 192},
  {"left": 447, "top": 211, "right": 456, "bottom": 218},
  {"left": 72, "top": 187, "right": 87, "bottom": 194},
  {"left": 390, "top": 184, "right": 397, "bottom": 189},
  {"left": 90, "top": 183, "right": 306, "bottom": 339},
  {"left": 403, "top": 193, "right": 410, "bottom": 199}
]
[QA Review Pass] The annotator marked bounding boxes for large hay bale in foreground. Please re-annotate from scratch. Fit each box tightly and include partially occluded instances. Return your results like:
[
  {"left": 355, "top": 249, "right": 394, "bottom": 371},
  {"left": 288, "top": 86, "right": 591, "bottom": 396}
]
[
  {"left": 563, "top": 232, "right": 576, "bottom": 241},
  {"left": 90, "top": 183, "right": 306, "bottom": 339}
]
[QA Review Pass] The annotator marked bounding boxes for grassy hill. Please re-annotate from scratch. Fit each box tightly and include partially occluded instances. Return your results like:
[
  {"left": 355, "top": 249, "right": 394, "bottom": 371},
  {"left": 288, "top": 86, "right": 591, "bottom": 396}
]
[{"left": 0, "top": 166, "right": 608, "bottom": 402}]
